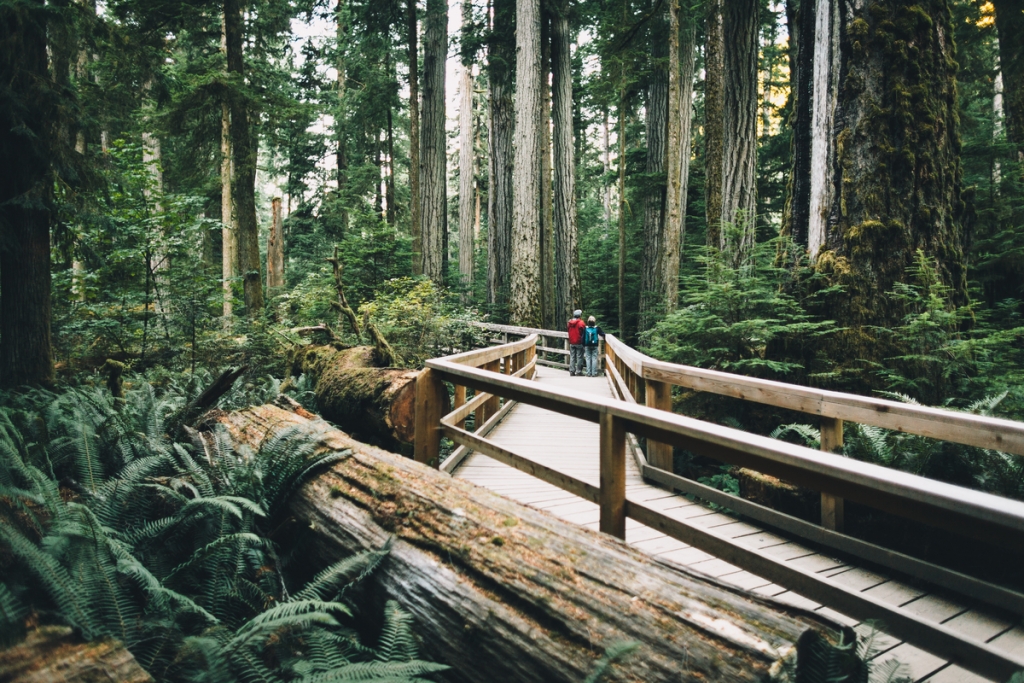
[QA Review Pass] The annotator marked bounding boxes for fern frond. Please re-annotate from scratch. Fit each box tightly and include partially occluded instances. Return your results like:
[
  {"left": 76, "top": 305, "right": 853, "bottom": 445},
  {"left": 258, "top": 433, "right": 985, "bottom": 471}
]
[
  {"left": 166, "top": 532, "right": 270, "bottom": 580},
  {"left": 375, "top": 600, "right": 418, "bottom": 663},
  {"left": 292, "top": 540, "right": 393, "bottom": 603},
  {"left": 300, "top": 660, "right": 449, "bottom": 682}
]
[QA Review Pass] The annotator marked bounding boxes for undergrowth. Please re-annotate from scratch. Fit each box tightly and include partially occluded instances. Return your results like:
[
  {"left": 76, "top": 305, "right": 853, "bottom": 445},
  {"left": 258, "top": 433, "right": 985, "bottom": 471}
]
[{"left": 0, "top": 381, "right": 446, "bottom": 683}]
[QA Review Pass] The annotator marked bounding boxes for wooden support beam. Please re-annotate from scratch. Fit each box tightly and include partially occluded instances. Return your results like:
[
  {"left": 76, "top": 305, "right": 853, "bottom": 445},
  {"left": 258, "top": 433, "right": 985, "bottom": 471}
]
[
  {"left": 414, "top": 368, "right": 447, "bottom": 467},
  {"left": 644, "top": 379, "right": 673, "bottom": 470},
  {"left": 820, "top": 417, "right": 844, "bottom": 531},
  {"left": 600, "top": 412, "right": 626, "bottom": 539}
]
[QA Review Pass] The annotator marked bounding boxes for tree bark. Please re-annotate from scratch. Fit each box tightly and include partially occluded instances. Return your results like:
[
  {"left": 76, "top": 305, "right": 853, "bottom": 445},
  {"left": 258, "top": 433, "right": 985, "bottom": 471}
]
[
  {"left": 267, "top": 196, "right": 284, "bottom": 288},
  {"left": 407, "top": 0, "right": 422, "bottom": 273},
  {"left": 212, "top": 402, "right": 846, "bottom": 683},
  {"left": 487, "top": 0, "right": 515, "bottom": 311},
  {"left": 459, "top": 19, "right": 475, "bottom": 297},
  {"left": 994, "top": 0, "right": 1024, "bottom": 161},
  {"left": 639, "top": 8, "right": 668, "bottom": 334},
  {"left": 510, "top": 0, "right": 543, "bottom": 326},
  {"left": 225, "top": 0, "right": 263, "bottom": 314},
  {"left": 551, "top": 0, "right": 580, "bottom": 325},
  {"left": 287, "top": 346, "right": 421, "bottom": 452},
  {"left": 0, "top": 627, "right": 153, "bottom": 683},
  {"left": 421, "top": 0, "right": 447, "bottom": 284},
  {"left": 704, "top": 0, "right": 758, "bottom": 256},
  {"left": 808, "top": 0, "right": 968, "bottom": 355},
  {"left": 675, "top": 15, "right": 697, "bottom": 265},
  {"left": 0, "top": 0, "right": 55, "bottom": 388}
]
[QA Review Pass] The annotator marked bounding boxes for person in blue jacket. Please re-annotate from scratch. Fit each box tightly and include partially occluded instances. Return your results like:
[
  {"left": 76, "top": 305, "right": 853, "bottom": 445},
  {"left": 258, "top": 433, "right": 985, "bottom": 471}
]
[{"left": 583, "top": 316, "right": 605, "bottom": 377}]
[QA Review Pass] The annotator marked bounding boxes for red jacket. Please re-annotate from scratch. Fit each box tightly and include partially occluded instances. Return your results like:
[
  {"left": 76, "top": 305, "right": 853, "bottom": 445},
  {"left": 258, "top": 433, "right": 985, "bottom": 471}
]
[{"left": 567, "top": 317, "right": 586, "bottom": 345}]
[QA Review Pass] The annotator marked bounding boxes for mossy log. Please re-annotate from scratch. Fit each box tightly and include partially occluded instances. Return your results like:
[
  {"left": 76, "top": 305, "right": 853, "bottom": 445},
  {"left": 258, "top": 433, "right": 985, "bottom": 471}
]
[
  {"left": 212, "top": 402, "right": 846, "bottom": 683},
  {"left": 0, "top": 627, "right": 153, "bottom": 683},
  {"left": 290, "top": 345, "right": 428, "bottom": 453}
]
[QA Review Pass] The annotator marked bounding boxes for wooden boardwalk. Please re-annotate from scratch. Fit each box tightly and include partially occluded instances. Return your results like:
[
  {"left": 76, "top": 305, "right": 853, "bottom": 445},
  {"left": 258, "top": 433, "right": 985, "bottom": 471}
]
[{"left": 453, "top": 366, "right": 1024, "bottom": 683}]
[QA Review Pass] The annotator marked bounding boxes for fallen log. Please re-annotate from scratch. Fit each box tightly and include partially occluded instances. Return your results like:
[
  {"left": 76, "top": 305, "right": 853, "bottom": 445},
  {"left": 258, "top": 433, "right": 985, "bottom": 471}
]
[
  {"left": 211, "top": 402, "right": 847, "bottom": 683},
  {"left": 288, "top": 345, "right": 427, "bottom": 453},
  {"left": 0, "top": 627, "right": 153, "bottom": 683}
]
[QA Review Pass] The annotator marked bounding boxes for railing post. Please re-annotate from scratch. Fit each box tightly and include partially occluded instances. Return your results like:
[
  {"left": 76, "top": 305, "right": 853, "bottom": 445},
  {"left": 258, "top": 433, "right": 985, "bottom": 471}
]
[
  {"left": 644, "top": 379, "right": 673, "bottom": 470},
  {"left": 599, "top": 412, "right": 626, "bottom": 539},
  {"left": 414, "top": 368, "right": 447, "bottom": 467},
  {"left": 820, "top": 417, "right": 844, "bottom": 531},
  {"left": 478, "top": 360, "right": 501, "bottom": 424},
  {"left": 453, "top": 384, "right": 467, "bottom": 429}
]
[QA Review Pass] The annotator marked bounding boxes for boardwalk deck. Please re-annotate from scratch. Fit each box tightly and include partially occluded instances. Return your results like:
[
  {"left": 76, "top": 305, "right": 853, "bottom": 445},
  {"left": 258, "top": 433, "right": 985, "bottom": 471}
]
[{"left": 452, "top": 366, "right": 1024, "bottom": 683}]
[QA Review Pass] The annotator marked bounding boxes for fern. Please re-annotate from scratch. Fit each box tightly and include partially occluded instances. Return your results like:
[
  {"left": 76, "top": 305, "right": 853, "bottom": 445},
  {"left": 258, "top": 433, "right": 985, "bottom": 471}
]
[
  {"left": 583, "top": 641, "right": 641, "bottom": 683},
  {"left": 299, "top": 660, "right": 449, "bottom": 682},
  {"left": 770, "top": 423, "right": 821, "bottom": 449},
  {"left": 292, "top": 540, "right": 393, "bottom": 603},
  {"left": 375, "top": 601, "right": 418, "bottom": 663}
]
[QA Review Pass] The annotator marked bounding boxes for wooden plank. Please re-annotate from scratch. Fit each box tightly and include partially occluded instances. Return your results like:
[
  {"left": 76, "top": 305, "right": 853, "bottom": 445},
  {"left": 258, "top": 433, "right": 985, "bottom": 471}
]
[
  {"left": 644, "top": 378, "right": 673, "bottom": 470},
  {"left": 414, "top": 368, "right": 447, "bottom": 466},
  {"left": 626, "top": 498, "right": 1024, "bottom": 681}
]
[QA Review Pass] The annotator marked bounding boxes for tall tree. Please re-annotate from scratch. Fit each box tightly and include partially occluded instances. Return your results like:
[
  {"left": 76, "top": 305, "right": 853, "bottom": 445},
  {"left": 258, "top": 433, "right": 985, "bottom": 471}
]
[
  {"left": 704, "top": 0, "right": 758, "bottom": 255},
  {"left": 540, "top": 13, "right": 555, "bottom": 328},
  {"left": 336, "top": 0, "right": 350, "bottom": 234},
  {"left": 993, "top": 0, "right": 1024, "bottom": 162},
  {"left": 221, "top": 98, "right": 235, "bottom": 320},
  {"left": 225, "top": 0, "right": 263, "bottom": 314},
  {"left": 510, "top": 0, "right": 542, "bottom": 325},
  {"left": 797, "top": 0, "right": 968, "bottom": 352},
  {"left": 0, "top": 0, "right": 55, "bottom": 387},
  {"left": 458, "top": 0, "right": 475, "bottom": 297},
  {"left": 408, "top": 0, "right": 422, "bottom": 273},
  {"left": 661, "top": 0, "right": 683, "bottom": 312},
  {"left": 487, "top": 0, "right": 514, "bottom": 310},
  {"left": 267, "top": 196, "right": 284, "bottom": 288},
  {"left": 551, "top": 0, "right": 580, "bottom": 324},
  {"left": 639, "top": 8, "right": 668, "bottom": 333},
  {"left": 420, "top": 0, "right": 447, "bottom": 283}
]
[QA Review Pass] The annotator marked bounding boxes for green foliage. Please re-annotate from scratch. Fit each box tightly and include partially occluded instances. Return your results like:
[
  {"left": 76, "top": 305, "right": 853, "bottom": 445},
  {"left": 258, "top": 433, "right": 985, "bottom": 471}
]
[
  {"left": 358, "top": 279, "right": 487, "bottom": 367},
  {"left": 0, "top": 383, "right": 446, "bottom": 683},
  {"left": 773, "top": 392, "right": 1024, "bottom": 500},
  {"left": 644, "top": 238, "right": 837, "bottom": 380}
]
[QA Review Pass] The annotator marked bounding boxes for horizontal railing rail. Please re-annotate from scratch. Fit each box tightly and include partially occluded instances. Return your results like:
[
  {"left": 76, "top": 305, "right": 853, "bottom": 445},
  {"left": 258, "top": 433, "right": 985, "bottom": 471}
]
[{"left": 413, "top": 334, "right": 1024, "bottom": 680}]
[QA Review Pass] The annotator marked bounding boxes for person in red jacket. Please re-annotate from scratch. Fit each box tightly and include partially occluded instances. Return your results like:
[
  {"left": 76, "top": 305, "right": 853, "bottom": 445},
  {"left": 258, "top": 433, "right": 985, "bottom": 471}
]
[{"left": 567, "top": 309, "right": 586, "bottom": 376}]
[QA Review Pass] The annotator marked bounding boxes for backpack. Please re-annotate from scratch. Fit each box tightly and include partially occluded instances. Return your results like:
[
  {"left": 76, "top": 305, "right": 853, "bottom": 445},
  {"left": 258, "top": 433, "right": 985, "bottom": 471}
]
[{"left": 584, "top": 326, "right": 599, "bottom": 345}]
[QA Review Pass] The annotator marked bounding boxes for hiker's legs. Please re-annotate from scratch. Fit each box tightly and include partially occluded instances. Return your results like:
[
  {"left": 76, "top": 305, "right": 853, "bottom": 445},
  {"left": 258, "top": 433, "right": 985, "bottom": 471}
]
[
  {"left": 569, "top": 344, "right": 584, "bottom": 375},
  {"left": 585, "top": 346, "right": 598, "bottom": 376}
]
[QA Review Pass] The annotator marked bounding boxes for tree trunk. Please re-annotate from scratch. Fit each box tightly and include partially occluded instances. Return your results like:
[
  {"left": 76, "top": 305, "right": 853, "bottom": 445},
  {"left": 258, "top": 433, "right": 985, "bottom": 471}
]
[
  {"left": 781, "top": 0, "right": 815, "bottom": 248},
  {"left": 704, "top": 0, "right": 757, "bottom": 256},
  {"left": 551, "top": 0, "right": 580, "bottom": 325},
  {"left": 639, "top": 8, "right": 668, "bottom": 334},
  {"left": 267, "top": 196, "right": 284, "bottom": 288},
  {"left": 675, "top": 15, "right": 697, "bottom": 266},
  {"left": 225, "top": 0, "right": 263, "bottom": 315},
  {"left": 288, "top": 346, "right": 421, "bottom": 452},
  {"left": 337, "top": 0, "right": 350, "bottom": 235},
  {"left": 386, "top": 52, "right": 397, "bottom": 227},
  {"left": 540, "top": 15, "right": 555, "bottom": 330},
  {"left": 487, "top": 0, "right": 515, "bottom": 311},
  {"left": 221, "top": 96, "right": 235, "bottom": 321},
  {"left": 212, "top": 402, "right": 845, "bottom": 683},
  {"left": 408, "top": 0, "right": 422, "bottom": 273},
  {"left": 0, "top": 0, "right": 55, "bottom": 388},
  {"left": 994, "top": 0, "right": 1024, "bottom": 161},
  {"left": 510, "top": 0, "right": 543, "bottom": 326},
  {"left": 0, "top": 627, "right": 153, "bottom": 683},
  {"left": 420, "top": 0, "right": 447, "bottom": 284},
  {"left": 459, "top": 27, "right": 475, "bottom": 297},
  {"left": 808, "top": 0, "right": 968, "bottom": 355},
  {"left": 603, "top": 109, "right": 612, "bottom": 226},
  {"left": 662, "top": 0, "right": 683, "bottom": 313},
  {"left": 617, "top": 92, "right": 627, "bottom": 338}
]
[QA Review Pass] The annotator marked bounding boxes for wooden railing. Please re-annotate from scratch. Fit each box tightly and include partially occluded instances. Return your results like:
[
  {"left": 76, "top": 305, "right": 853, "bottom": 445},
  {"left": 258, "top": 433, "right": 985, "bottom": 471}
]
[{"left": 413, "top": 326, "right": 1024, "bottom": 681}]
